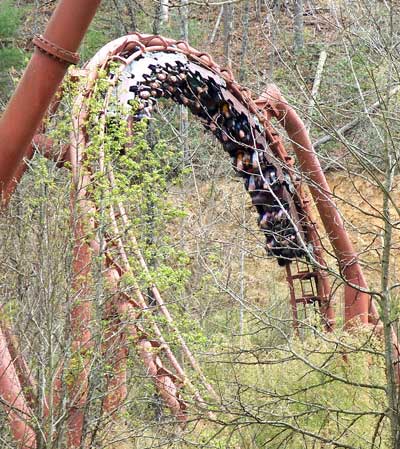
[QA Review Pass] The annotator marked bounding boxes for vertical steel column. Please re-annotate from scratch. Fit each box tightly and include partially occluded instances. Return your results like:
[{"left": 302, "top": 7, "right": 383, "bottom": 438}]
[
  {"left": 259, "top": 85, "right": 370, "bottom": 326},
  {"left": 0, "top": 0, "right": 101, "bottom": 196},
  {"left": 0, "top": 327, "right": 36, "bottom": 449},
  {"left": 255, "top": 97, "right": 335, "bottom": 330}
]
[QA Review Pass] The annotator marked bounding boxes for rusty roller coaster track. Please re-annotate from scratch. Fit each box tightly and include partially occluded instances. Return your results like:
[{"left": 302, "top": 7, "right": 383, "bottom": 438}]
[
  {"left": 85, "top": 36, "right": 334, "bottom": 305},
  {"left": 0, "top": 29, "right": 398, "bottom": 449},
  {"left": 64, "top": 33, "right": 337, "bottom": 430}
]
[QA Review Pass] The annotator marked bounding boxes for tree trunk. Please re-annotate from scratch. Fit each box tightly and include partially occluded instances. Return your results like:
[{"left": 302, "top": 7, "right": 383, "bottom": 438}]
[
  {"left": 153, "top": 1, "right": 162, "bottom": 34},
  {"left": 293, "top": 0, "right": 304, "bottom": 54},
  {"left": 180, "top": 0, "right": 190, "bottom": 163},
  {"left": 223, "top": 2, "right": 234, "bottom": 67},
  {"left": 380, "top": 60, "right": 400, "bottom": 447},
  {"left": 161, "top": 0, "right": 169, "bottom": 23},
  {"left": 209, "top": 6, "right": 223, "bottom": 44},
  {"left": 239, "top": 0, "right": 250, "bottom": 82},
  {"left": 125, "top": 0, "right": 137, "bottom": 32}
]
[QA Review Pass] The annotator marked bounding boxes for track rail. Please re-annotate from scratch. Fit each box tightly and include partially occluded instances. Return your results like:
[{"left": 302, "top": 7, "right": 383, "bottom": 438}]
[
  {"left": 67, "top": 33, "right": 335, "bottom": 420},
  {"left": 97, "top": 34, "right": 309, "bottom": 264},
  {"left": 80, "top": 34, "right": 331, "bottom": 269}
]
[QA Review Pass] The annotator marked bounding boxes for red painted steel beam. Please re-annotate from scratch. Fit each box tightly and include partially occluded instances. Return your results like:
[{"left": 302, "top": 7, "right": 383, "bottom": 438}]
[
  {"left": 103, "top": 268, "right": 129, "bottom": 417},
  {"left": 0, "top": 326, "right": 36, "bottom": 449},
  {"left": 258, "top": 85, "right": 370, "bottom": 326},
  {"left": 0, "top": 0, "right": 101, "bottom": 198}
]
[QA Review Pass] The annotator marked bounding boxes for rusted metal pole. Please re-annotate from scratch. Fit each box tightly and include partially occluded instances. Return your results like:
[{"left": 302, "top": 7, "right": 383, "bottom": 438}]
[
  {"left": 0, "top": 326, "right": 36, "bottom": 449},
  {"left": 0, "top": 0, "right": 101, "bottom": 197},
  {"left": 102, "top": 268, "right": 129, "bottom": 417},
  {"left": 255, "top": 98, "right": 335, "bottom": 330},
  {"left": 67, "top": 218, "right": 94, "bottom": 448},
  {"left": 258, "top": 85, "right": 370, "bottom": 326},
  {"left": 285, "top": 265, "right": 300, "bottom": 333}
]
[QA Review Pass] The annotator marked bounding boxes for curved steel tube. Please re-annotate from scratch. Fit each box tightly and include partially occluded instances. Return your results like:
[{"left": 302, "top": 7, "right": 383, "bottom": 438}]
[{"left": 257, "top": 85, "right": 371, "bottom": 326}]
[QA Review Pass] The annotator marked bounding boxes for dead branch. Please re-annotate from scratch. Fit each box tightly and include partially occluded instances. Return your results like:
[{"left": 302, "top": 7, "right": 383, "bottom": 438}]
[
  {"left": 313, "top": 85, "right": 400, "bottom": 149},
  {"left": 305, "top": 49, "right": 327, "bottom": 132}
]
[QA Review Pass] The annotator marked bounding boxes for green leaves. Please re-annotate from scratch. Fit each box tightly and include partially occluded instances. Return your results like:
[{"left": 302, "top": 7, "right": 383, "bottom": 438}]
[
  {"left": 0, "top": 0, "right": 25, "bottom": 93},
  {"left": 0, "top": 0, "right": 22, "bottom": 40},
  {"left": 81, "top": 65, "right": 188, "bottom": 298}
]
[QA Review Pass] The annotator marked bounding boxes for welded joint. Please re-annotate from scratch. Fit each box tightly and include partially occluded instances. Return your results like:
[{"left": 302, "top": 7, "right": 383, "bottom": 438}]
[{"left": 33, "top": 34, "right": 80, "bottom": 65}]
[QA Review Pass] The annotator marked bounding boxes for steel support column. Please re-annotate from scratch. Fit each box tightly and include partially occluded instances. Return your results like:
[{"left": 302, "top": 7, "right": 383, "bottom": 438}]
[
  {"left": 258, "top": 85, "right": 370, "bottom": 326},
  {"left": 0, "top": 0, "right": 101, "bottom": 197}
]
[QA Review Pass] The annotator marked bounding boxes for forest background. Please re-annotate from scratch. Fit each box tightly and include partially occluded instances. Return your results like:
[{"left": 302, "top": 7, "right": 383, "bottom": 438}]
[{"left": 0, "top": 0, "right": 400, "bottom": 448}]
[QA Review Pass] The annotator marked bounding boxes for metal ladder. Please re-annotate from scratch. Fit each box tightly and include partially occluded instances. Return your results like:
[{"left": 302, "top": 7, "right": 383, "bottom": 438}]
[{"left": 285, "top": 260, "right": 323, "bottom": 333}]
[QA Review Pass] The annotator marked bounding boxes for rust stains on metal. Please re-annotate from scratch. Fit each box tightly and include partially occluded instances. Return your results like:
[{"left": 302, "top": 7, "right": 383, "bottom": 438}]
[
  {"left": 32, "top": 34, "right": 80, "bottom": 65},
  {"left": 0, "top": 0, "right": 101, "bottom": 199}
]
